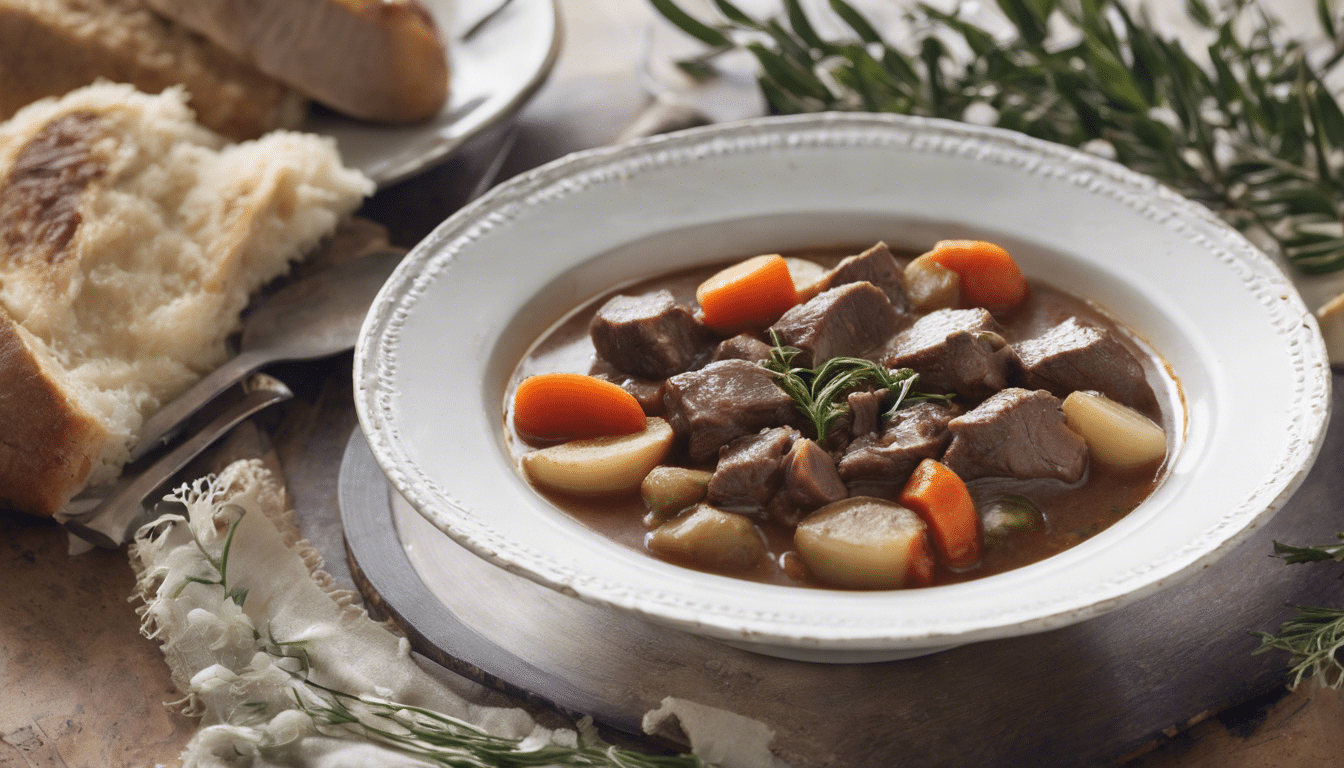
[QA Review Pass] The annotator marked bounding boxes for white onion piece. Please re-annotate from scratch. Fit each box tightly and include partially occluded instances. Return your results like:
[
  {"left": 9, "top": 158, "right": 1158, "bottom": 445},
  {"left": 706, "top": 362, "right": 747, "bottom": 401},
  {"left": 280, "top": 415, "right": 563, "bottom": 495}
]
[
  {"left": 521, "top": 417, "right": 673, "bottom": 495},
  {"left": 1061, "top": 391, "right": 1167, "bottom": 470},
  {"left": 794, "top": 497, "right": 934, "bottom": 590}
]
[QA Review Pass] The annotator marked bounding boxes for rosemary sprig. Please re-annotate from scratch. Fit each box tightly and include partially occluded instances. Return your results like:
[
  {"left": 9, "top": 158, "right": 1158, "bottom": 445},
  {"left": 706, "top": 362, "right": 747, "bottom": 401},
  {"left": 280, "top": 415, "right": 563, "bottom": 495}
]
[
  {"left": 1254, "top": 603, "right": 1344, "bottom": 689},
  {"left": 298, "top": 693, "right": 707, "bottom": 767},
  {"left": 1271, "top": 535, "right": 1344, "bottom": 564},
  {"left": 169, "top": 503, "right": 249, "bottom": 607},
  {"left": 262, "top": 640, "right": 707, "bottom": 767},
  {"left": 651, "top": 0, "right": 1344, "bottom": 274},
  {"left": 763, "top": 333, "right": 951, "bottom": 441},
  {"left": 163, "top": 517, "right": 710, "bottom": 766},
  {"left": 1250, "top": 536, "right": 1344, "bottom": 688}
]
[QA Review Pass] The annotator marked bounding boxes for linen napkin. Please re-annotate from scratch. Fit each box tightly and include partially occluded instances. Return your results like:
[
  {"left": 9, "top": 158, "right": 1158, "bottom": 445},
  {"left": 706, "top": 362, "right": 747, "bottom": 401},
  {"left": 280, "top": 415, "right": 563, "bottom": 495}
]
[{"left": 127, "top": 458, "right": 787, "bottom": 768}]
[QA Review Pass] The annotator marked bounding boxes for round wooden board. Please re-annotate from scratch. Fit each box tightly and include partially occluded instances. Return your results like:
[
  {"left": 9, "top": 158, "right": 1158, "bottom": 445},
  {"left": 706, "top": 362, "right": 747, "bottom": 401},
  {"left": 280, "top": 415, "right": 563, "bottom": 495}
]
[{"left": 340, "top": 372, "right": 1344, "bottom": 767}]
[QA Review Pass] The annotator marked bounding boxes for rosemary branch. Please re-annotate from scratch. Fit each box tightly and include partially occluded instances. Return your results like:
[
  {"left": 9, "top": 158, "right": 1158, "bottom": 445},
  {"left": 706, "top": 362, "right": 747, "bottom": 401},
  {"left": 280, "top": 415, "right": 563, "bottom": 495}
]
[
  {"left": 763, "top": 333, "right": 952, "bottom": 441},
  {"left": 261, "top": 639, "right": 708, "bottom": 768},
  {"left": 170, "top": 536, "right": 708, "bottom": 766},
  {"left": 1250, "top": 536, "right": 1344, "bottom": 689},
  {"left": 1254, "top": 604, "right": 1344, "bottom": 689},
  {"left": 169, "top": 503, "right": 249, "bottom": 607},
  {"left": 296, "top": 693, "right": 707, "bottom": 768},
  {"left": 651, "top": 0, "right": 1344, "bottom": 274}
]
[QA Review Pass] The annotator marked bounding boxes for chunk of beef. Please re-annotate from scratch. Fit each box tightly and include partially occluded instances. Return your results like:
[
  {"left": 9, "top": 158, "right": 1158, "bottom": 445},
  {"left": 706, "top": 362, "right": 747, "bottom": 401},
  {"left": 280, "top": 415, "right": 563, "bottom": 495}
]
[
  {"left": 770, "top": 282, "right": 900, "bottom": 368},
  {"left": 590, "top": 361, "right": 667, "bottom": 416},
  {"left": 1014, "top": 316, "right": 1156, "bottom": 411},
  {"left": 706, "top": 427, "right": 798, "bottom": 512},
  {"left": 711, "top": 333, "right": 773, "bottom": 364},
  {"left": 882, "top": 308, "right": 1018, "bottom": 400},
  {"left": 767, "top": 438, "right": 848, "bottom": 526},
  {"left": 706, "top": 428, "right": 848, "bottom": 527},
  {"left": 846, "top": 388, "right": 888, "bottom": 439},
  {"left": 838, "top": 402, "right": 957, "bottom": 483},
  {"left": 942, "top": 388, "right": 1087, "bottom": 483},
  {"left": 590, "top": 290, "right": 709, "bottom": 380},
  {"left": 663, "top": 359, "right": 802, "bottom": 462},
  {"left": 812, "top": 242, "right": 911, "bottom": 313}
]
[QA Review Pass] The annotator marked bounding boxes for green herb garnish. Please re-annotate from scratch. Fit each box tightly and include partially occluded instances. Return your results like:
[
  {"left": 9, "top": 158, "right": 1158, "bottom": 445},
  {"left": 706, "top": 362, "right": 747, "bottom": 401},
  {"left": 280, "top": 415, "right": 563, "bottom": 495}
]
[
  {"left": 1254, "top": 603, "right": 1344, "bottom": 689},
  {"left": 651, "top": 0, "right": 1344, "bottom": 274},
  {"left": 1270, "top": 536, "right": 1344, "bottom": 564},
  {"left": 260, "top": 638, "right": 709, "bottom": 767},
  {"left": 159, "top": 505, "right": 710, "bottom": 767},
  {"left": 168, "top": 502, "right": 249, "bottom": 607},
  {"left": 1252, "top": 535, "right": 1344, "bottom": 688},
  {"left": 763, "top": 333, "right": 952, "bottom": 442}
]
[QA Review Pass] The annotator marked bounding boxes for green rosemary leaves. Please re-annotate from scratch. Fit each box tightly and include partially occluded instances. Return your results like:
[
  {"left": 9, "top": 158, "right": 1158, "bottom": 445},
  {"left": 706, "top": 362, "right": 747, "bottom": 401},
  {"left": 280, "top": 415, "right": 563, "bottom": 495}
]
[
  {"left": 763, "top": 335, "right": 952, "bottom": 442},
  {"left": 651, "top": 0, "right": 1344, "bottom": 274}
]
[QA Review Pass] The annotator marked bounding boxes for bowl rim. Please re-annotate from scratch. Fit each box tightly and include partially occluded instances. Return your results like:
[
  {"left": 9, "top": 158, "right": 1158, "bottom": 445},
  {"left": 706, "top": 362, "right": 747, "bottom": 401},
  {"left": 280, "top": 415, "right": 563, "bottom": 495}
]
[{"left": 353, "top": 112, "right": 1332, "bottom": 653}]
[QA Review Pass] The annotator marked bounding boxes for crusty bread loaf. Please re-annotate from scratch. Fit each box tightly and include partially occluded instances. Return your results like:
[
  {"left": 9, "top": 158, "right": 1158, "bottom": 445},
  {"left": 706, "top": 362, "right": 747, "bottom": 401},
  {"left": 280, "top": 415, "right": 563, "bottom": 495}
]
[
  {"left": 0, "top": 83, "right": 373, "bottom": 516},
  {"left": 0, "top": 0, "right": 308, "bottom": 140},
  {"left": 143, "top": 0, "right": 450, "bottom": 123}
]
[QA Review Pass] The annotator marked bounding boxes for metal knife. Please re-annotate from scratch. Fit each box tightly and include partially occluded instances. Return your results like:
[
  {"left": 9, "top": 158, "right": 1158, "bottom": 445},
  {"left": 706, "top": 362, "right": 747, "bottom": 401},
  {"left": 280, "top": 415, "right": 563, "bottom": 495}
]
[{"left": 64, "top": 374, "right": 294, "bottom": 549}]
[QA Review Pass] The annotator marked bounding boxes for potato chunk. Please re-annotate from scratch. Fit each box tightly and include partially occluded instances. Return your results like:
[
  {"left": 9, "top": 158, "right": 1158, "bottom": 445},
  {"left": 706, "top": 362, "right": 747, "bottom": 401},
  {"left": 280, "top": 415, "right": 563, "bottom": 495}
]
[
  {"left": 795, "top": 497, "right": 935, "bottom": 590},
  {"left": 785, "top": 257, "right": 828, "bottom": 301},
  {"left": 904, "top": 253, "right": 961, "bottom": 312},
  {"left": 1061, "top": 391, "right": 1167, "bottom": 470},
  {"left": 641, "top": 467, "right": 713, "bottom": 525},
  {"left": 647, "top": 504, "right": 767, "bottom": 573},
  {"left": 521, "top": 417, "right": 673, "bottom": 495}
]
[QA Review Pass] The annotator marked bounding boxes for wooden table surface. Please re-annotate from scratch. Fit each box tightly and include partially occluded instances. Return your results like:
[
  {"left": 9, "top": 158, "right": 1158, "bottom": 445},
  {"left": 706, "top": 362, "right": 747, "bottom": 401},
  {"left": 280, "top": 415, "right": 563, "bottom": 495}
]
[{"left": 3, "top": 1, "right": 1344, "bottom": 766}]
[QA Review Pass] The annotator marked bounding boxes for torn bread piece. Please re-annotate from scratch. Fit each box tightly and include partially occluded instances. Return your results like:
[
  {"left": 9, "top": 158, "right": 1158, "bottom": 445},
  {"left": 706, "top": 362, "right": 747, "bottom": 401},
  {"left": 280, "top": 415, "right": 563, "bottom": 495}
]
[
  {"left": 0, "top": 83, "right": 372, "bottom": 516},
  {"left": 144, "top": 0, "right": 451, "bottom": 123},
  {"left": 0, "top": 0, "right": 307, "bottom": 139}
]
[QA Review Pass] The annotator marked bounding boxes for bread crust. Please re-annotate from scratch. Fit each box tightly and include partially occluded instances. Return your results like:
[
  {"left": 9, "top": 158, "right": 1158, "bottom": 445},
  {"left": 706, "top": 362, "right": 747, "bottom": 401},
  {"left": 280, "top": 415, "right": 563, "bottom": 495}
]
[
  {"left": 0, "top": 0, "right": 307, "bottom": 140},
  {"left": 0, "top": 316, "right": 106, "bottom": 517},
  {"left": 144, "top": 0, "right": 450, "bottom": 123}
]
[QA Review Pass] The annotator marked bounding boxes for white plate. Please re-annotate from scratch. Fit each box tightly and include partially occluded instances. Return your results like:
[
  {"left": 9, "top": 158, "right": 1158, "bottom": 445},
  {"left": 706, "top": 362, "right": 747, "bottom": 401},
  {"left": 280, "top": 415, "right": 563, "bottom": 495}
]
[
  {"left": 303, "top": 0, "right": 561, "bottom": 186},
  {"left": 353, "top": 113, "right": 1332, "bottom": 662}
]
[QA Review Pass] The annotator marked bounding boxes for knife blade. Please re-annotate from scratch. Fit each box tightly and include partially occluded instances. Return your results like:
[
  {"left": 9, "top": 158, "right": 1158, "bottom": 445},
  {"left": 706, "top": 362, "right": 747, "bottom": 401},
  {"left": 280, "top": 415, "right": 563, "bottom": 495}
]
[{"left": 64, "top": 374, "right": 293, "bottom": 549}]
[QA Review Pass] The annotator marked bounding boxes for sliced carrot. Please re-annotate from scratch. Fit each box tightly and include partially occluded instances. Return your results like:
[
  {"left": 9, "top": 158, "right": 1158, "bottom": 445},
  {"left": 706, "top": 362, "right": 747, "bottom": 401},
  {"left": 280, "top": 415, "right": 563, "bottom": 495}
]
[
  {"left": 905, "top": 532, "right": 936, "bottom": 588},
  {"left": 695, "top": 254, "right": 800, "bottom": 332},
  {"left": 899, "top": 459, "right": 982, "bottom": 569},
  {"left": 921, "top": 239, "right": 1029, "bottom": 313},
  {"left": 512, "top": 373, "right": 646, "bottom": 443}
]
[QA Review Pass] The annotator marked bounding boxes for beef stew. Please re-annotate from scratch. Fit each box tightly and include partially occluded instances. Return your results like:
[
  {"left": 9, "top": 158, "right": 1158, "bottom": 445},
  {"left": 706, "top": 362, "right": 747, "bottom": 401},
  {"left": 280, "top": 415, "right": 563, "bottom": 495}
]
[{"left": 505, "top": 241, "right": 1182, "bottom": 590}]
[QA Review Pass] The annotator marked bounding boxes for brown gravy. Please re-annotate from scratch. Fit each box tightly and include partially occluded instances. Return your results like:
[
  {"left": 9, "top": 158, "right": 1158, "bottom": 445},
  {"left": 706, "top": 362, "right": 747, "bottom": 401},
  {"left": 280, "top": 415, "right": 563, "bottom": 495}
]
[{"left": 506, "top": 246, "right": 1180, "bottom": 589}]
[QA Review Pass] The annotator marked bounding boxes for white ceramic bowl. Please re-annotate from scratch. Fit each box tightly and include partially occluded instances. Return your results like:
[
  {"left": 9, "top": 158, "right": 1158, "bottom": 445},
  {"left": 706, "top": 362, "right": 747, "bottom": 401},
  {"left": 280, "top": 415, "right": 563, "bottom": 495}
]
[{"left": 353, "top": 113, "right": 1331, "bottom": 662}]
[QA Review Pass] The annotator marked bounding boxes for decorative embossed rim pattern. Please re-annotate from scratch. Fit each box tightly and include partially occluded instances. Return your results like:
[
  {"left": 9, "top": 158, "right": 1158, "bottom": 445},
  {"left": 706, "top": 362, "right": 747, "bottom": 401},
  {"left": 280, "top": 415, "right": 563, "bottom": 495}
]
[{"left": 353, "top": 113, "right": 1331, "bottom": 658}]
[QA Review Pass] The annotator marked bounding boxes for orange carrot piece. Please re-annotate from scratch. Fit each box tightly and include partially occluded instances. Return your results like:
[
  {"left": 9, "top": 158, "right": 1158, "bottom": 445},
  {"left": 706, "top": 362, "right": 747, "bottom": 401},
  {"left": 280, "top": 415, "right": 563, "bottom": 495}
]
[
  {"left": 695, "top": 254, "right": 800, "bottom": 332},
  {"left": 512, "top": 373, "right": 646, "bottom": 442},
  {"left": 906, "top": 533, "right": 936, "bottom": 588},
  {"left": 899, "top": 459, "right": 982, "bottom": 569},
  {"left": 921, "top": 239, "right": 1029, "bottom": 313}
]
